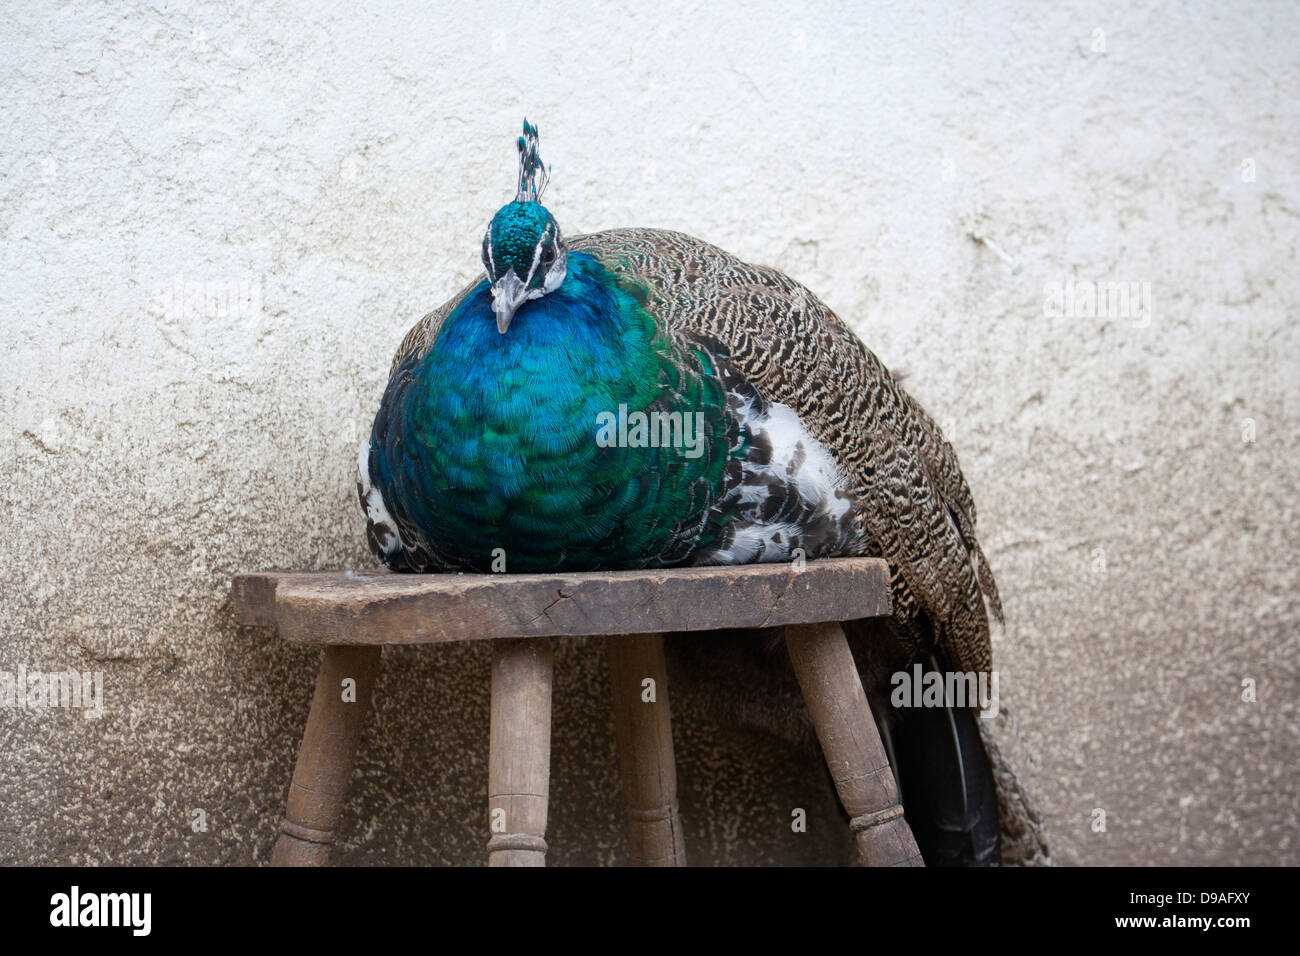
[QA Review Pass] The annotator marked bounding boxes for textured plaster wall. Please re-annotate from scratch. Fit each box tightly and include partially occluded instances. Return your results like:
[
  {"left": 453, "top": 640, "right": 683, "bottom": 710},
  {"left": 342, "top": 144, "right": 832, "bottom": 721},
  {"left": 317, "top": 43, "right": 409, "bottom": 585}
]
[{"left": 2, "top": 0, "right": 1297, "bottom": 865}]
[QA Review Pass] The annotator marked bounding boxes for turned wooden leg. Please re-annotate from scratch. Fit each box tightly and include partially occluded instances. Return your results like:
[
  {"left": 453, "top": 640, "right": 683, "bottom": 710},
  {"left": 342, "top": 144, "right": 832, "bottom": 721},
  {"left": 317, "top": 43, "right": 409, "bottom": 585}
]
[
  {"left": 271, "top": 644, "right": 381, "bottom": 866},
  {"left": 785, "top": 621, "right": 923, "bottom": 867},
  {"left": 487, "top": 637, "right": 553, "bottom": 866},
  {"left": 607, "top": 632, "right": 687, "bottom": 866}
]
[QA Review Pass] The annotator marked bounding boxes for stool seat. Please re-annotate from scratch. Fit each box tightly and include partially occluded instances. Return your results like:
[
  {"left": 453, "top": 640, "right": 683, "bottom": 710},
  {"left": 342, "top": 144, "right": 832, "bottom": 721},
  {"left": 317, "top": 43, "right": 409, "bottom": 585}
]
[{"left": 232, "top": 558, "right": 922, "bottom": 867}]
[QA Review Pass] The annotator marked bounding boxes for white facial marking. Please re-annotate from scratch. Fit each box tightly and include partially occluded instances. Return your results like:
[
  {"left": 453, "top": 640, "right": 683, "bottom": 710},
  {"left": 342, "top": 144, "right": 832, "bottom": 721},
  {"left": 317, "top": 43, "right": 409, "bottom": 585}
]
[{"left": 542, "top": 247, "right": 567, "bottom": 293}]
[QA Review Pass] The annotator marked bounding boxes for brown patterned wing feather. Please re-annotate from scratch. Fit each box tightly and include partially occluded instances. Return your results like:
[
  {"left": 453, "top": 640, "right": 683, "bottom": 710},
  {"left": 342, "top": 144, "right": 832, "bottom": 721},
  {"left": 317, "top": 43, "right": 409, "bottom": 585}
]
[
  {"left": 389, "top": 228, "right": 1000, "bottom": 674},
  {"left": 568, "top": 228, "right": 999, "bottom": 675}
]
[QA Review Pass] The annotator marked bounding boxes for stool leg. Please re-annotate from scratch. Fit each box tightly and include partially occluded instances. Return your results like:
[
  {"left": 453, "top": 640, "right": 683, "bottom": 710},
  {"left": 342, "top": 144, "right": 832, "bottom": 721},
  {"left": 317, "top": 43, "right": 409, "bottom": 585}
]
[
  {"left": 785, "top": 621, "right": 923, "bottom": 867},
  {"left": 607, "top": 632, "right": 687, "bottom": 866},
  {"left": 272, "top": 644, "right": 381, "bottom": 866},
  {"left": 487, "top": 637, "right": 553, "bottom": 866}
]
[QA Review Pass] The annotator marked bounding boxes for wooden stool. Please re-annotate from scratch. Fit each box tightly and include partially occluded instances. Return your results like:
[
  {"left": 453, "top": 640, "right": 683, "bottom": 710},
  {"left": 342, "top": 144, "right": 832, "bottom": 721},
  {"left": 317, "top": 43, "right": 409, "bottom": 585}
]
[{"left": 231, "top": 558, "right": 922, "bottom": 867}]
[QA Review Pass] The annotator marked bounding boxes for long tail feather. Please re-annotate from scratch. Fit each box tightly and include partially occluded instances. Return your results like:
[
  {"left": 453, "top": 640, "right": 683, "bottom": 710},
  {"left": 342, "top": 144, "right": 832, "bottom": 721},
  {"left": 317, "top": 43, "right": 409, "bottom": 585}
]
[{"left": 885, "top": 655, "right": 1000, "bottom": 866}]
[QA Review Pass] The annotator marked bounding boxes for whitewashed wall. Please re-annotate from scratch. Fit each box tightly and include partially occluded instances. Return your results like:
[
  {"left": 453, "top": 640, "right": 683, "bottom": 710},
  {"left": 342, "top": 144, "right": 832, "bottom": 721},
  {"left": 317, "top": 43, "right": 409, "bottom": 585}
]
[{"left": 2, "top": 0, "right": 1297, "bottom": 864}]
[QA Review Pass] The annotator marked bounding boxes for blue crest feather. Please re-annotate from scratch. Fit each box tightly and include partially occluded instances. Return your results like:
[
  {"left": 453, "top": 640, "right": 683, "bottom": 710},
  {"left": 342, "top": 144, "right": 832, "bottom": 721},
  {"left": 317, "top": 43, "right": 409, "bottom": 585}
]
[{"left": 514, "top": 118, "right": 550, "bottom": 202}]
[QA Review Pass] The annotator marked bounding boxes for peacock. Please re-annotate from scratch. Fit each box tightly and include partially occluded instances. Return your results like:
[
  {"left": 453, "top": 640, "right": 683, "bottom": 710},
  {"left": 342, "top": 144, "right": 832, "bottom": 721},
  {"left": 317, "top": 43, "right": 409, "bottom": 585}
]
[{"left": 359, "top": 121, "right": 1044, "bottom": 866}]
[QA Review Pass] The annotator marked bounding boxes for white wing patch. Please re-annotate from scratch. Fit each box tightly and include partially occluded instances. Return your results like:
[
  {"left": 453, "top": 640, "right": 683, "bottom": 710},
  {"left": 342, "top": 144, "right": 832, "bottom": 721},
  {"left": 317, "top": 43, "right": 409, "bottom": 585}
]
[
  {"left": 700, "top": 398, "right": 857, "bottom": 564},
  {"left": 758, "top": 402, "right": 853, "bottom": 523},
  {"left": 358, "top": 438, "right": 402, "bottom": 559}
]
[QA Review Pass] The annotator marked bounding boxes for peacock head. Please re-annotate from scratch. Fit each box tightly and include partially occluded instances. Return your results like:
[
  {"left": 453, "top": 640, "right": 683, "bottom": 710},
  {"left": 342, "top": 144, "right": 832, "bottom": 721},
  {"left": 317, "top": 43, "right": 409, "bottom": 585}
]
[{"left": 481, "top": 120, "right": 567, "bottom": 333}]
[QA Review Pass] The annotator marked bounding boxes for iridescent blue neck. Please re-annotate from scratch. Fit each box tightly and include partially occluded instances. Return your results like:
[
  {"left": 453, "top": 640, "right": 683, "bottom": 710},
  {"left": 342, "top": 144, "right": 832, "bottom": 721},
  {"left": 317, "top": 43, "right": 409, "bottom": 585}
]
[{"left": 435, "top": 252, "right": 645, "bottom": 364}]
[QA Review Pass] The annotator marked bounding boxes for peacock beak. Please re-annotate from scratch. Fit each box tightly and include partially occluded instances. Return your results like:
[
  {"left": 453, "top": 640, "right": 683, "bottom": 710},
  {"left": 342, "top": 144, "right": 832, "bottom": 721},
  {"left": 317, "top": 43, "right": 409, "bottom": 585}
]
[{"left": 490, "top": 271, "right": 529, "bottom": 334}]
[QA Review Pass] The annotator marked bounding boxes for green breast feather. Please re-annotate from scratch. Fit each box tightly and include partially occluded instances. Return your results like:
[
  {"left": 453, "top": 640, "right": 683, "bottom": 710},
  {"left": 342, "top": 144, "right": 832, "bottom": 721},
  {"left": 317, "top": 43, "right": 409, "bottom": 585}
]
[{"left": 364, "top": 251, "right": 744, "bottom": 571}]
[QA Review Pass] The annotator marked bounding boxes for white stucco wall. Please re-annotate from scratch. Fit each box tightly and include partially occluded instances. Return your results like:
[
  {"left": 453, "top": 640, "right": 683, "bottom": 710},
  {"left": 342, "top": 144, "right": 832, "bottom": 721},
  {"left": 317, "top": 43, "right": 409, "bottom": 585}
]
[{"left": 2, "top": 0, "right": 1297, "bottom": 864}]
